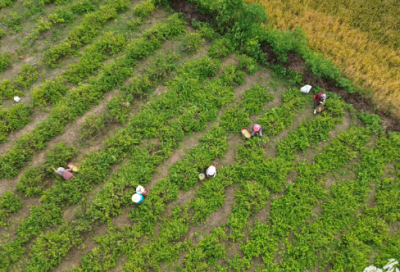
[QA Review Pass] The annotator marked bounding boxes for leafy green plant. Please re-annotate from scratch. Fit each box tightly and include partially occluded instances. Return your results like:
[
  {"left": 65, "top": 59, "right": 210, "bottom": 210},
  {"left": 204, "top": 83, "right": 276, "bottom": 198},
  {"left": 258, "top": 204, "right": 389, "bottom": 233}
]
[
  {"left": 0, "top": 52, "right": 12, "bottom": 72},
  {"left": 133, "top": 0, "right": 154, "bottom": 19},
  {"left": 0, "top": 104, "right": 32, "bottom": 132},
  {"left": 71, "top": 0, "right": 96, "bottom": 14},
  {"left": 181, "top": 32, "right": 204, "bottom": 54},
  {"left": 0, "top": 79, "right": 23, "bottom": 100},
  {"left": 238, "top": 54, "right": 259, "bottom": 75},
  {"left": 198, "top": 22, "right": 217, "bottom": 40},
  {"left": 358, "top": 110, "right": 383, "bottom": 134},
  {"left": 17, "top": 167, "right": 47, "bottom": 197},
  {"left": 0, "top": 191, "right": 23, "bottom": 226},
  {"left": 2, "top": 12, "right": 21, "bottom": 29},
  {"left": 220, "top": 108, "right": 250, "bottom": 132},
  {"left": 242, "top": 84, "right": 274, "bottom": 114},
  {"left": 127, "top": 18, "right": 142, "bottom": 30},
  {"left": 79, "top": 113, "right": 106, "bottom": 144},
  {"left": 208, "top": 37, "right": 235, "bottom": 58},
  {"left": 15, "top": 64, "right": 39, "bottom": 88},
  {"left": 31, "top": 77, "right": 68, "bottom": 107}
]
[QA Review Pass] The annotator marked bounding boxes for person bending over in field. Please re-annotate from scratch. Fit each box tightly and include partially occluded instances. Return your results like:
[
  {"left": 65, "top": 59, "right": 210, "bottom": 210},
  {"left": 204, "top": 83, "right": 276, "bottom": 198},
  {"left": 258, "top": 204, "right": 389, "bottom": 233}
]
[
  {"left": 206, "top": 164, "right": 217, "bottom": 178},
  {"left": 52, "top": 166, "right": 74, "bottom": 180},
  {"left": 313, "top": 92, "right": 327, "bottom": 114},
  {"left": 251, "top": 124, "right": 262, "bottom": 137}
]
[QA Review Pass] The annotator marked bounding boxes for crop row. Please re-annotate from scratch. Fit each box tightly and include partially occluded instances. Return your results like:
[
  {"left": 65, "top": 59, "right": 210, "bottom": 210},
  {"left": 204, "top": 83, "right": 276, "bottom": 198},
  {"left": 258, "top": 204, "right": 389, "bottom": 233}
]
[
  {"left": 13, "top": 49, "right": 241, "bottom": 271},
  {"left": 278, "top": 133, "right": 400, "bottom": 271},
  {"left": 0, "top": 34, "right": 217, "bottom": 267},
  {"left": 44, "top": 0, "right": 129, "bottom": 67},
  {"left": 131, "top": 91, "right": 355, "bottom": 271},
  {"left": 19, "top": 41, "right": 249, "bottom": 269},
  {"left": 26, "top": 0, "right": 104, "bottom": 43},
  {"left": 75, "top": 66, "right": 248, "bottom": 271},
  {"left": 0, "top": 142, "right": 76, "bottom": 228},
  {"left": 136, "top": 88, "right": 348, "bottom": 271},
  {"left": 0, "top": 52, "right": 12, "bottom": 74},
  {"left": 0, "top": 0, "right": 154, "bottom": 143},
  {"left": 109, "top": 82, "right": 324, "bottom": 270},
  {"left": 69, "top": 64, "right": 292, "bottom": 270},
  {"left": 0, "top": 13, "right": 186, "bottom": 178},
  {"left": 0, "top": 41, "right": 197, "bottom": 270}
]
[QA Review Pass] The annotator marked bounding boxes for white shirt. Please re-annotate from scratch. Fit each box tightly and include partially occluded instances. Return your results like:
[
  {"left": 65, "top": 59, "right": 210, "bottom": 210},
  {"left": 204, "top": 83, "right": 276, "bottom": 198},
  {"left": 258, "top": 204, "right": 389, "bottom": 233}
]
[{"left": 206, "top": 166, "right": 216, "bottom": 177}]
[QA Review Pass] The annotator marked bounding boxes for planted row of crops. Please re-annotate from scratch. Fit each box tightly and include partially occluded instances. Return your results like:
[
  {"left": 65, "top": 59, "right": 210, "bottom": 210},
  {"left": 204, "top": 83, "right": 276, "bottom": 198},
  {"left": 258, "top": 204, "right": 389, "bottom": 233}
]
[
  {"left": 1, "top": 41, "right": 246, "bottom": 270},
  {"left": 0, "top": 0, "right": 158, "bottom": 144},
  {"left": 0, "top": 12, "right": 185, "bottom": 178},
  {"left": 0, "top": 24, "right": 207, "bottom": 270},
  {"left": 80, "top": 74, "right": 345, "bottom": 271},
  {"left": 1, "top": 0, "right": 399, "bottom": 270}
]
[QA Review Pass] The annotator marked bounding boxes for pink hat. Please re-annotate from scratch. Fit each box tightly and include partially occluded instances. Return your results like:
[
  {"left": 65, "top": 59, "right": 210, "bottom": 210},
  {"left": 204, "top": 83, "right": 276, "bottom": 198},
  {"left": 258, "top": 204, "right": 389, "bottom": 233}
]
[{"left": 254, "top": 124, "right": 261, "bottom": 132}]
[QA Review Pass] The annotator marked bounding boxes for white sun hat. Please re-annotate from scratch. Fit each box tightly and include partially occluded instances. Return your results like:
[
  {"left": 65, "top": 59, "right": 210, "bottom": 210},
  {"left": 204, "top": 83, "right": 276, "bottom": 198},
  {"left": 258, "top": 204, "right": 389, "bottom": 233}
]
[
  {"left": 136, "top": 185, "right": 145, "bottom": 194},
  {"left": 14, "top": 96, "right": 21, "bottom": 102},
  {"left": 132, "top": 193, "right": 142, "bottom": 203},
  {"left": 207, "top": 166, "right": 216, "bottom": 176}
]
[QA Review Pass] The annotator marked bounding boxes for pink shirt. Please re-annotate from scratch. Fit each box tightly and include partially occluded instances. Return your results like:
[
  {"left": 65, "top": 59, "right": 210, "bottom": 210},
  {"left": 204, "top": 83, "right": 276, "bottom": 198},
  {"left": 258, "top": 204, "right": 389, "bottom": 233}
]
[{"left": 58, "top": 169, "right": 74, "bottom": 180}]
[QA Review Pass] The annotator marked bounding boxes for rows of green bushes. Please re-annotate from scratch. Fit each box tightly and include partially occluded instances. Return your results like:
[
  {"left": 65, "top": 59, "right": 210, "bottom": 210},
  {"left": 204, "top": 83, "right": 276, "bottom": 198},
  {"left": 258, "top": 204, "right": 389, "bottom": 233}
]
[{"left": 0, "top": 13, "right": 185, "bottom": 179}]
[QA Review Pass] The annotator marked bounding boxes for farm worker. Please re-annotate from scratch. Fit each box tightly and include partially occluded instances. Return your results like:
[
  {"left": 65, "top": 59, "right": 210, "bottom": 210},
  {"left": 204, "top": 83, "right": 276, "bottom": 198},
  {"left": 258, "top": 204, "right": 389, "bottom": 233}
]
[
  {"left": 136, "top": 185, "right": 149, "bottom": 197},
  {"left": 251, "top": 124, "right": 262, "bottom": 137},
  {"left": 132, "top": 193, "right": 144, "bottom": 204},
  {"left": 206, "top": 165, "right": 217, "bottom": 178},
  {"left": 52, "top": 167, "right": 74, "bottom": 180},
  {"left": 313, "top": 92, "right": 327, "bottom": 114}
]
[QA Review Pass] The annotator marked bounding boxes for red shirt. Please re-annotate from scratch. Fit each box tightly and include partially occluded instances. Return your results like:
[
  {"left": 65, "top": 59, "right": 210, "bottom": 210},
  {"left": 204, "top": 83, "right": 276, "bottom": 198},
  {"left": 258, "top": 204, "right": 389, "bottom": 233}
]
[
  {"left": 58, "top": 169, "right": 74, "bottom": 180},
  {"left": 314, "top": 93, "right": 324, "bottom": 103}
]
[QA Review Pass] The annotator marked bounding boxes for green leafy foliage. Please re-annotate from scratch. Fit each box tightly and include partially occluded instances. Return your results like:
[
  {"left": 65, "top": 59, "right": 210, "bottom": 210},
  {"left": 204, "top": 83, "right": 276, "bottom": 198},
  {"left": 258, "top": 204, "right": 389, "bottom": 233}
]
[
  {"left": 2, "top": 12, "right": 21, "bottom": 29},
  {"left": 0, "top": 79, "right": 23, "bottom": 101},
  {"left": 198, "top": 22, "right": 217, "bottom": 40},
  {"left": 0, "top": 191, "right": 23, "bottom": 226},
  {"left": 31, "top": 77, "right": 68, "bottom": 107},
  {"left": 17, "top": 167, "right": 46, "bottom": 197},
  {"left": 0, "top": 52, "right": 12, "bottom": 72},
  {"left": 45, "top": 4, "right": 123, "bottom": 67},
  {"left": 182, "top": 228, "right": 227, "bottom": 270},
  {"left": 181, "top": 32, "right": 205, "bottom": 54},
  {"left": 71, "top": 0, "right": 96, "bottom": 14},
  {"left": 15, "top": 63, "right": 39, "bottom": 88},
  {"left": 0, "top": 104, "right": 32, "bottom": 133},
  {"left": 79, "top": 113, "right": 106, "bottom": 144},
  {"left": 238, "top": 54, "right": 259, "bottom": 75},
  {"left": 133, "top": 0, "right": 154, "bottom": 19},
  {"left": 208, "top": 37, "right": 235, "bottom": 58},
  {"left": 358, "top": 110, "right": 383, "bottom": 134},
  {"left": 243, "top": 84, "right": 274, "bottom": 114}
]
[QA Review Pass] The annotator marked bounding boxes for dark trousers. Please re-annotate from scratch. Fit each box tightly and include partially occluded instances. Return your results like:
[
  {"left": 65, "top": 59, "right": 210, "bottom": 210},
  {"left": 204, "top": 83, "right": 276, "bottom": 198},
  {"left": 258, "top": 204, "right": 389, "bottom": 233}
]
[{"left": 314, "top": 100, "right": 319, "bottom": 109}]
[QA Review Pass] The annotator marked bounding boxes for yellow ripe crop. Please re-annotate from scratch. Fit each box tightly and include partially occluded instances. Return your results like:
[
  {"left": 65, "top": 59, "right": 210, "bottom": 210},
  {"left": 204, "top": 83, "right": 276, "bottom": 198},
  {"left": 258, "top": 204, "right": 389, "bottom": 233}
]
[{"left": 249, "top": 0, "right": 400, "bottom": 118}]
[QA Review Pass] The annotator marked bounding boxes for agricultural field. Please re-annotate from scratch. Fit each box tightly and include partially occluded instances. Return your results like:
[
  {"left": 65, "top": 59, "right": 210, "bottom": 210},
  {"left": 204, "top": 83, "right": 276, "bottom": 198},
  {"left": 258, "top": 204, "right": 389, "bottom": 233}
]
[
  {"left": 251, "top": 0, "right": 400, "bottom": 119},
  {"left": 0, "top": 0, "right": 399, "bottom": 271}
]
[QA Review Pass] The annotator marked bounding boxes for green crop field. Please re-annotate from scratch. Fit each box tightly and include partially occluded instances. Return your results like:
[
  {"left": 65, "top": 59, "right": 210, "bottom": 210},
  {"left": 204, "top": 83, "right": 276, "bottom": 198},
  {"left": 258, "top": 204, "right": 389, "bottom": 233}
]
[{"left": 0, "top": 0, "right": 399, "bottom": 271}]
